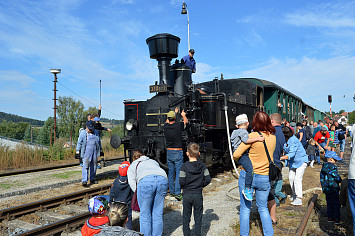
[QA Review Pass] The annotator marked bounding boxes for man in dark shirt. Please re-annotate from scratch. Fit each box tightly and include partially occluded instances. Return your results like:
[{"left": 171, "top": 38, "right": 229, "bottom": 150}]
[
  {"left": 164, "top": 107, "right": 188, "bottom": 201},
  {"left": 268, "top": 113, "right": 286, "bottom": 224},
  {"left": 182, "top": 49, "right": 196, "bottom": 73},
  {"left": 334, "top": 120, "right": 347, "bottom": 159}
]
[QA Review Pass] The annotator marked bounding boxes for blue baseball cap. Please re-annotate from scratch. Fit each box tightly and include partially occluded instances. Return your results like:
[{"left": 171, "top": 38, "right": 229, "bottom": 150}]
[
  {"left": 324, "top": 151, "right": 342, "bottom": 161},
  {"left": 94, "top": 117, "right": 100, "bottom": 122}
]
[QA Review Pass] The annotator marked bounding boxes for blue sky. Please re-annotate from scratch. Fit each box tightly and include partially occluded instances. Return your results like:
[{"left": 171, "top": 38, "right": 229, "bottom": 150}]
[{"left": 0, "top": 0, "right": 354, "bottom": 121}]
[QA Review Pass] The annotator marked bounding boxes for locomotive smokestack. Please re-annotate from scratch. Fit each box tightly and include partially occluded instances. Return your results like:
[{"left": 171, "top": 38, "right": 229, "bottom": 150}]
[{"left": 146, "top": 33, "right": 180, "bottom": 86}]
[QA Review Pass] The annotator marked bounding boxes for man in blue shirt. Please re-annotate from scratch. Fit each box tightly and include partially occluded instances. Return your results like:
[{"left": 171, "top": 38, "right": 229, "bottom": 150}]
[
  {"left": 268, "top": 113, "right": 286, "bottom": 225},
  {"left": 182, "top": 49, "right": 196, "bottom": 73}
]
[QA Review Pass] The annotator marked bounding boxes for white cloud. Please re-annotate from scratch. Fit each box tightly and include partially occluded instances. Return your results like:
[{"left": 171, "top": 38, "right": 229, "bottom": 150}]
[
  {"left": 193, "top": 62, "right": 221, "bottom": 83},
  {"left": 237, "top": 56, "right": 355, "bottom": 112},
  {"left": 284, "top": 2, "right": 355, "bottom": 28},
  {"left": 0, "top": 71, "right": 35, "bottom": 87}
]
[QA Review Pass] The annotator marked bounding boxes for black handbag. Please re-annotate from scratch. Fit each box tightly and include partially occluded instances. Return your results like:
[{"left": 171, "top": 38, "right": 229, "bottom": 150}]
[{"left": 258, "top": 132, "right": 281, "bottom": 182}]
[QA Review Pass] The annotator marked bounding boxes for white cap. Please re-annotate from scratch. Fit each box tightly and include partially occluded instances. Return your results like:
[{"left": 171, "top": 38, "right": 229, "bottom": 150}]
[{"left": 236, "top": 114, "right": 248, "bottom": 125}]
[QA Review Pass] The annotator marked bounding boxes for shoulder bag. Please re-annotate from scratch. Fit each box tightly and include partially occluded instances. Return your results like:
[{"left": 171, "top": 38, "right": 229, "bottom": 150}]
[
  {"left": 131, "top": 161, "right": 141, "bottom": 212},
  {"left": 258, "top": 132, "right": 281, "bottom": 182}
]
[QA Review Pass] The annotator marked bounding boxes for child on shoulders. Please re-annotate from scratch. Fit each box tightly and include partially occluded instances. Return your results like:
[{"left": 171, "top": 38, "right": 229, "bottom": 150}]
[{"left": 230, "top": 114, "right": 264, "bottom": 201}]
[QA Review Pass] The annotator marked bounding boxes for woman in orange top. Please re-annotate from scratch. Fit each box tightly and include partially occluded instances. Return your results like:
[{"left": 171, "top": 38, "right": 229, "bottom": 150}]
[{"left": 233, "top": 111, "right": 276, "bottom": 236}]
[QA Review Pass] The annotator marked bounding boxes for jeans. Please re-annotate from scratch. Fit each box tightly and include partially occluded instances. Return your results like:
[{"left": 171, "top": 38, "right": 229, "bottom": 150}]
[
  {"left": 239, "top": 170, "right": 273, "bottom": 236},
  {"left": 275, "top": 179, "right": 286, "bottom": 204},
  {"left": 183, "top": 193, "right": 203, "bottom": 236},
  {"left": 339, "top": 139, "right": 345, "bottom": 152},
  {"left": 137, "top": 175, "right": 168, "bottom": 236},
  {"left": 325, "top": 192, "right": 340, "bottom": 220},
  {"left": 238, "top": 153, "right": 253, "bottom": 189},
  {"left": 348, "top": 179, "right": 355, "bottom": 235},
  {"left": 289, "top": 162, "right": 307, "bottom": 199},
  {"left": 167, "top": 149, "right": 183, "bottom": 195}
]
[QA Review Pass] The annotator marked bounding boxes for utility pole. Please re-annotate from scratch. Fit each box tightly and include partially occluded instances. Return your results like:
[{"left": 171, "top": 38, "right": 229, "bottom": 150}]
[{"left": 50, "top": 69, "right": 61, "bottom": 144}]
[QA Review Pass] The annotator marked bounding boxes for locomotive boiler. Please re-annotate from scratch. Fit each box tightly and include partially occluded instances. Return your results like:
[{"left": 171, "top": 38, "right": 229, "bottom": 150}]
[{"left": 120, "top": 33, "right": 263, "bottom": 169}]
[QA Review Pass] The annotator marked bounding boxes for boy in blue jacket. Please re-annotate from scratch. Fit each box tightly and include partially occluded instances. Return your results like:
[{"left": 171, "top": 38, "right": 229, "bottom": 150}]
[
  {"left": 109, "top": 161, "right": 133, "bottom": 229},
  {"left": 180, "top": 143, "right": 211, "bottom": 236},
  {"left": 320, "top": 151, "right": 342, "bottom": 224}
]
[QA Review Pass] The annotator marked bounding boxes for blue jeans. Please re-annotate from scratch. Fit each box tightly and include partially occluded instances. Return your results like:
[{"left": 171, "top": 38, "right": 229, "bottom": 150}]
[
  {"left": 239, "top": 170, "right": 274, "bottom": 236},
  {"left": 339, "top": 139, "right": 345, "bottom": 152},
  {"left": 238, "top": 153, "right": 253, "bottom": 189},
  {"left": 137, "top": 175, "right": 168, "bottom": 236},
  {"left": 348, "top": 179, "right": 355, "bottom": 235},
  {"left": 167, "top": 149, "right": 183, "bottom": 195},
  {"left": 275, "top": 179, "right": 286, "bottom": 204}
]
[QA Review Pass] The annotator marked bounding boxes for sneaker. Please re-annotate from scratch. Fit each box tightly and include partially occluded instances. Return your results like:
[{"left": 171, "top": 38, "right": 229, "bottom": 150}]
[
  {"left": 168, "top": 194, "right": 176, "bottom": 200},
  {"left": 272, "top": 220, "right": 278, "bottom": 225},
  {"left": 327, "top": 218, "right": 334, "bottom": 223},
  {"left": 334, "top": 219, "right": 341, "bottom": 225},
  {"left": 97, "top": 165, "right": 101, "bottom": 169},
  {"left": 291, "top": 198, "right": 302, "bottom": 206},
  {"left": 242, "top": 188, "right": 253, "bottom": 201},
  {"left": 90, "top": 180, "right": 98, "bottom": 185},
  {"left": 82, "top": 181, "right": 88, "bottom": 187},
  {"left": 175, "top": 194, "right": 183, "bottom": 201}
]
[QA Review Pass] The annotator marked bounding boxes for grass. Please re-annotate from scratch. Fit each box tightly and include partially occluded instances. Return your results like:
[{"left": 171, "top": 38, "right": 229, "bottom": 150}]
[
  {"left": 0, "top": 137, "right": 123, "bottom": 171},
  {"left": 0, "top": 183, "right": 12, "bottom": 189},
  {"left": 52, "top": 171, "right": 81, "bottom": 179}
]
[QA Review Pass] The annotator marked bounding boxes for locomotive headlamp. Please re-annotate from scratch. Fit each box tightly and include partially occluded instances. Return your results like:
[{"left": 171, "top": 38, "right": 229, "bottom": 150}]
[{"left": 126, "top": 120, "right": 134, "bottom": 131}]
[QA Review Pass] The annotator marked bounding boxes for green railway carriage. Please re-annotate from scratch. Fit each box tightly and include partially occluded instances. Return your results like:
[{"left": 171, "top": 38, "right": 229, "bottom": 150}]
[{"left": 239, "top": 78, "right": 325, "bottom": 122}]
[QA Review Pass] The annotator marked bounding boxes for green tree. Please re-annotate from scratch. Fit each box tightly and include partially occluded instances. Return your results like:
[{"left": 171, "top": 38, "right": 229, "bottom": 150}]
[
  {"left": 57, "top": 96, "right": 85, "bottom": 141},
  {"left": 338, "top": 109, "right": 345, "bottom": 114},
  {"left": 37, "top": 117, "right": 54, "bottom": 145},
  {"left": 0, "top": 120, "right": 28, "bottom": 140},
  {"left": 349, "top": 110, "right": 355, "bottom": 125}
]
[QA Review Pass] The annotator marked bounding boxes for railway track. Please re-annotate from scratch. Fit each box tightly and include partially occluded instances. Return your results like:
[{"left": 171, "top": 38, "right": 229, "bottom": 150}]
[
  {"left": 0, "top": 184, "right": 111, "bottom": 235},
  {"left": 0, "top": 157, "right": 124, "bottom": 178}
]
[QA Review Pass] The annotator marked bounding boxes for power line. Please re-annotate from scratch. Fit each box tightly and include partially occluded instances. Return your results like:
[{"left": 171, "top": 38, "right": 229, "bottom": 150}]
[{"left": 57, "top": 81, "right": 123, "bottom": 119}]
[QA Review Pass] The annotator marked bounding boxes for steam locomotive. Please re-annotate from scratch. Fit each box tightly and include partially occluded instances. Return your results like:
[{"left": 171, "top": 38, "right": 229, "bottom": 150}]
[
  {"left": 115, "top": 33, "right": 325, "bottom": 169},
  {"left": 117, "top": 33, "right": 265, "bottom": 169}
]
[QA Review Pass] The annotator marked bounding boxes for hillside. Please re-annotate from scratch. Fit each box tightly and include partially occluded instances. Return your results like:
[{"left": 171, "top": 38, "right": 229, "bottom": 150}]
[{"left": 0, "top": 111, "right": 44, "bottom": 126}]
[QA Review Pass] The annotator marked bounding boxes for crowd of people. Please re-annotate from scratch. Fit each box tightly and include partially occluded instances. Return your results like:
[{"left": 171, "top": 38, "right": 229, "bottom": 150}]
[{"left": 77, "top": 105, "right": 354, "bottom": 236}]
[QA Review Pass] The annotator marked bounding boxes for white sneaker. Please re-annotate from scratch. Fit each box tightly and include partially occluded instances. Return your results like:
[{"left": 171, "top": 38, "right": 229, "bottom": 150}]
[{"left": 291, "top": 198, "right": 302, "bottom": 206}]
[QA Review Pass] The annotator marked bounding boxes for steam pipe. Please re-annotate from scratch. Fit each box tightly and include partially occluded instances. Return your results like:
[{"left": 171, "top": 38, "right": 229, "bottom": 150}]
[{"left": 215, "top": 92, "right": 239, "bottom": 177}]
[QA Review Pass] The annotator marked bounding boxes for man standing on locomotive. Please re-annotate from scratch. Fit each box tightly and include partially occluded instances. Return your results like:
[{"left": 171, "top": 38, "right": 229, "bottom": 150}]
[
  {"left": 164, "top": 107, "right": 188, "bottom": 201},
  {"left": 182, "top": 49, "right": 196, "bottom": 73}
]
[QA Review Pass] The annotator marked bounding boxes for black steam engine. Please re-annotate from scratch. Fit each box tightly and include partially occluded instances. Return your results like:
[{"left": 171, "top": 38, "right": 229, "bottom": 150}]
[{"left": 120, "top": 33, "right": 263, "bottom": 168}]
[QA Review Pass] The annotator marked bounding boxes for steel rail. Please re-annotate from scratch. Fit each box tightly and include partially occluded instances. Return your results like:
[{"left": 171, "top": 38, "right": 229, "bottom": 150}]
[
  {"left": 295, "top": 193, "right": 318, "bottom": 236},
  {"left": 0, "top": 157, "right": 124, "bottom": 177},
  {"left": 0, "top": 184, "right": 111, "bottom": 220},
  {"left": 17, "top": 212, "right": 90, "bottom": 236}
]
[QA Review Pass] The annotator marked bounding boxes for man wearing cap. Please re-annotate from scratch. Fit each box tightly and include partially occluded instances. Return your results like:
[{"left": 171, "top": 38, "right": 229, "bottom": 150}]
[
  {"left": 314, "top": 126, "right": 330, "bottom": 164},
  {"left": 76, "top": 121, "right": 101, "bottom": 187},
  {"left": 164, "top": 107, "right": 188, "bottom": 201},
  {"left": 182, "top": 49, "right": 196, "bottom": 73}
]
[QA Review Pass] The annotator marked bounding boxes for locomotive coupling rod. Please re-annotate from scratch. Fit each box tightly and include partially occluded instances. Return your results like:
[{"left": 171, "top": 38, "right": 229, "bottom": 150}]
[{"left": 295, "top": 193, "right": 318, "bottom": 236}]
